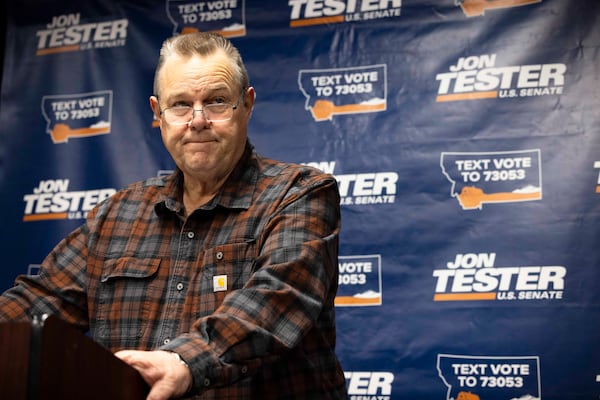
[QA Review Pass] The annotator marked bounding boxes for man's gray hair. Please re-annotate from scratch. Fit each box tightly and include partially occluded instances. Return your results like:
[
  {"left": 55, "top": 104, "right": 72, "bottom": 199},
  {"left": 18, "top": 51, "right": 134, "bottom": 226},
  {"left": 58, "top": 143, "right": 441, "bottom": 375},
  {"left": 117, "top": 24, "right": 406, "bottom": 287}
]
[{"left": 153, "top": 32, "right": 249, "bottom": 97}]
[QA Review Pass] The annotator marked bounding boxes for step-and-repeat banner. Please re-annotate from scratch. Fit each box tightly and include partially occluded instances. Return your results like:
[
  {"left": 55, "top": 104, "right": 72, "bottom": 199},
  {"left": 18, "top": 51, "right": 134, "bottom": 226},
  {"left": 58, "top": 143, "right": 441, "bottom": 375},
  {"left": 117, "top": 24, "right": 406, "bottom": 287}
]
[{"left": 1, "top": 0, "right": 599, "bottom": 398}]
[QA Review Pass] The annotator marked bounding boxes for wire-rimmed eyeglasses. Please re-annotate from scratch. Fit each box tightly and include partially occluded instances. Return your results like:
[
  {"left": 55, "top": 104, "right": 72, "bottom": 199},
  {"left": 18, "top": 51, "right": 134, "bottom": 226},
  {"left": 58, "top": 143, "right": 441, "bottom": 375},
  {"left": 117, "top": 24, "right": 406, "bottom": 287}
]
[{"left": 159, "top": 92, "right": 243, "bottom": 125}]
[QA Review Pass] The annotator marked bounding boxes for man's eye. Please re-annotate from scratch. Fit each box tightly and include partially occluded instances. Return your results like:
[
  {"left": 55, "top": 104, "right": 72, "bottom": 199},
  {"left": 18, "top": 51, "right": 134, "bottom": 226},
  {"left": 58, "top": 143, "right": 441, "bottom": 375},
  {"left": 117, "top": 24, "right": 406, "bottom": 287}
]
[
  {"left": 168, "top": 106, "right": 191, "bottom": 116},
  {"left": 209, "top": 97, "right": 227, "bottom": 104}
]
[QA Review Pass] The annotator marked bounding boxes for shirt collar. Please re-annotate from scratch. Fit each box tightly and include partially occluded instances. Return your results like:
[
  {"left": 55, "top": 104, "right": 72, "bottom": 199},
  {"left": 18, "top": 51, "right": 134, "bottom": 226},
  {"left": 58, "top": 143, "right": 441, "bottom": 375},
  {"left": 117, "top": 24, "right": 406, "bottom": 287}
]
[{"left": 155, "top": 141, "right": 257, "bottom": 216}]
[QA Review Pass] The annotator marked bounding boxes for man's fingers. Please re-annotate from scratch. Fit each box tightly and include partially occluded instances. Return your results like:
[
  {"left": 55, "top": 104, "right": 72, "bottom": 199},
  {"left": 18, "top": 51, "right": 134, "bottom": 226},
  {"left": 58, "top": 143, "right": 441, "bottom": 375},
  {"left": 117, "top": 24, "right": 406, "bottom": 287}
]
[
  {"left": 115, "top": 350, "right": 160, "bottom": 384},
  {"left": 114, "top": 350, "right": 192, "bottom": 400},
  {"left": 146, "top": 383, "right": 172, "bottom": 400},
  {"left": 114, "top": 349, "right": 140, "bottom": 365}
]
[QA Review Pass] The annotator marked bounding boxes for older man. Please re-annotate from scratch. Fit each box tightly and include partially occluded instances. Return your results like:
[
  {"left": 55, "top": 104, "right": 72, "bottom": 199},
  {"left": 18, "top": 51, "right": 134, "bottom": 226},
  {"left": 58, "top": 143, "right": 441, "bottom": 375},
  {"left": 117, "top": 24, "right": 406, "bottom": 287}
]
[{"left": 0, "top": 32, "right": 347, "bottom": 399}]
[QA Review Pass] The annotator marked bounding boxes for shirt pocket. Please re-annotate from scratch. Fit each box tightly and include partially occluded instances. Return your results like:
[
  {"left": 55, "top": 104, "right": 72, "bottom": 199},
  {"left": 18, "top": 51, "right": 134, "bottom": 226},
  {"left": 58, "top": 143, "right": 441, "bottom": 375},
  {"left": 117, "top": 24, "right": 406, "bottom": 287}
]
[
  {"left": 195, "top": 240, "right": 256, "bottom": 317},
  {"left": 92, "top": 257, "right": 161, "bottom": 347}
]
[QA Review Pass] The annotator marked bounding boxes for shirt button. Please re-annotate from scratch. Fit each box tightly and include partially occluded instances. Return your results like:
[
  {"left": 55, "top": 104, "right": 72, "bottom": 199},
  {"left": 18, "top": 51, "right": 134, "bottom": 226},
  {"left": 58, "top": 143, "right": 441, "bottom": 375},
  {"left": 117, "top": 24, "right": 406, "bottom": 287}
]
[
  {"left": 187, "top": 231, "right": 195, "bottom": 239},
  {"left": 176, "top": 282, "right": 184, "bottom": 291},
  {"left": 216, "top": 251, "right": 224, "bottom": 260},
  {"left": 203, "top": 378, "right": 211, "bottom": 387},
  {"left": 241, "top": 365, "right": 248, "bottom": 374},
  {"left": 163, "top": 338, "right": 170, "bottom": 344}
]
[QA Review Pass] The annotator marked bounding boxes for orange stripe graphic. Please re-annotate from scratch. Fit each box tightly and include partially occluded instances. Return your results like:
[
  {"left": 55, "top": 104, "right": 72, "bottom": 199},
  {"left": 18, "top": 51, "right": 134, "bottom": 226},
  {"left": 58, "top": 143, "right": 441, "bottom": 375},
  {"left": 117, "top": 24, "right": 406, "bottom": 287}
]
[
  {"left": 36, "top": 45, "right": 81, "bottom": 56},
  {"left": 215, "top": 28, "right": 247, "bottom": 38},
  {"left": 460, "top": 0, "right": 542, "bottom": 17},
  {"left": 436, "top": 91, "right": 498, "bottom": 102},
  {"left": 311, "top": 100, "right": 386, "bottom": 121},
  {"left": 180, "top": 27, "right": 247, "bottom": 38},
  {"left": 23, "top": 213, "right": 68, "bottom": 222},
  {"left": 335, "top": 296, "right": 382, "bottom": 306},
  {"left": 290, "top": 15, "right": 344, "bottom": 27},
  {"left": 181, "top": 27, "right": 200, "bottom": 34},
  {"left": 596, "top": 186, "right": 600, "bottom": 193},
  {"left": 434, "top": 293, "right": 497, "bottom": 301},
  {"left": 458, "top": 186, "right": 541, "bottom": 209},
  {"left": 51, "top": 124, "right": 110, "bottom": 143}
]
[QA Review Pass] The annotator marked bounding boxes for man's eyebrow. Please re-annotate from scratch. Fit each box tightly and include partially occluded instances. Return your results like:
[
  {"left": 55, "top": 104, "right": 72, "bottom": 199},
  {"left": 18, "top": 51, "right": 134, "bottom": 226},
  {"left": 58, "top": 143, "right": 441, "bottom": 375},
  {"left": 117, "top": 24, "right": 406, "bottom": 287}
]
[
  {"left": 161, "top": 84, "right": 235, "bottom": 102},
  {"left": 205, "top": 85, "right": 235, "bottom": 94}
]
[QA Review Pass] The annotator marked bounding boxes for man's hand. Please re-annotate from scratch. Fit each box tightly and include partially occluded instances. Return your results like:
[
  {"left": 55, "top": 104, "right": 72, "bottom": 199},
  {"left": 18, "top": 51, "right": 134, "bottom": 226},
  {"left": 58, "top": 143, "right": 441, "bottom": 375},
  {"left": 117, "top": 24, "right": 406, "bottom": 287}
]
[{"left": 115, "top": 349, "right": 193, "bottom": 400}]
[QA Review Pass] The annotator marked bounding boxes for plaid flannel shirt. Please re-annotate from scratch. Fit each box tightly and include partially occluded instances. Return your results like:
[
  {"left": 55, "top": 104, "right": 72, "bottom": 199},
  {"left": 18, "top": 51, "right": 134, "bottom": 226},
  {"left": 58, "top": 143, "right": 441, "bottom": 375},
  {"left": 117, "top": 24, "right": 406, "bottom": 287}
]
[{"left": 0, "top": 142, "right": 347, "bottom": 399}]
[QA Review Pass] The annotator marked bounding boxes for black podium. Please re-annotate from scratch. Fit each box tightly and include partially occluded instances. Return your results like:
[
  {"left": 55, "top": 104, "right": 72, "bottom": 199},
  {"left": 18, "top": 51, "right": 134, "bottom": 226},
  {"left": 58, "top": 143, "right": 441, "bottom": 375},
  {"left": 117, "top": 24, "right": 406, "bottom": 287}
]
[{"left": 0, "top": 315, "right": 149, "bottom": 400}]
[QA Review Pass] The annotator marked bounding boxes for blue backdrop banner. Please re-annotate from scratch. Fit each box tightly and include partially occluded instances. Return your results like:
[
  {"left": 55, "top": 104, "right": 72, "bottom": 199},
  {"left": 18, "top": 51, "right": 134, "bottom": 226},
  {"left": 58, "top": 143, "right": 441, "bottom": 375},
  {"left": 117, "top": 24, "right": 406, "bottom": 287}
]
[{"left": 1, "top": 0, "right": 599, "bottom": 398}]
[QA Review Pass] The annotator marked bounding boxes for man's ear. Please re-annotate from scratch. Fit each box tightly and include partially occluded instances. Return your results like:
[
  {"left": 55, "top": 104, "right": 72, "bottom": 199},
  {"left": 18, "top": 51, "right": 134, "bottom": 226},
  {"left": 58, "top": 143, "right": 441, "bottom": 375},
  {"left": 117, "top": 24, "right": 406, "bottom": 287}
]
[
  {"left": 149, "top": 96, "right": 161, "bottom": 119},
  {"left": 244, "top": 87, "right": 256, "bottom": 117}
]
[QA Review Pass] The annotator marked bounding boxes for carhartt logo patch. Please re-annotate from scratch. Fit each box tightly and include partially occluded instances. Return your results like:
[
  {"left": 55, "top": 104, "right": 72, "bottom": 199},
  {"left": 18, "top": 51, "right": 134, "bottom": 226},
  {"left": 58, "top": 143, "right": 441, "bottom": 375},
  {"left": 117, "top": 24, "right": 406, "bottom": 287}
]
[{"left": 213, "top": 275, "right": 227, "bottom": 292}]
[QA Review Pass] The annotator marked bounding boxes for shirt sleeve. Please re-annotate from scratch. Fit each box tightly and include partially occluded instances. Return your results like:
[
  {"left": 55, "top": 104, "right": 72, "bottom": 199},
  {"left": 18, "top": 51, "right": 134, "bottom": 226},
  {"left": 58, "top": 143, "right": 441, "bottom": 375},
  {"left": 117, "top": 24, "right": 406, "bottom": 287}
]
[{"left": 0, "top": 223, "right": 90, "bottom": 331}]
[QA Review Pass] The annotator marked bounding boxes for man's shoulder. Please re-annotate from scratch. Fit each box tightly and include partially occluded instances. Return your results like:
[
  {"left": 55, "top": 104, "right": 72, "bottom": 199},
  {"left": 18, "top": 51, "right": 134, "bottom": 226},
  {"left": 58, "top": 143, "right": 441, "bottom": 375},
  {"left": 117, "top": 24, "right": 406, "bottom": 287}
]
[
  {"left": 113, "top": 174, "right": 170, "bottom": 198},
  {"left": 255, "top": 154, "right": 333, "bottom": 182},
  {"left": 91, "top": 174, "right": 173, "bottom": 217},
  {"left": 251, "top": 154, "right": 339, "bottom": 200}
]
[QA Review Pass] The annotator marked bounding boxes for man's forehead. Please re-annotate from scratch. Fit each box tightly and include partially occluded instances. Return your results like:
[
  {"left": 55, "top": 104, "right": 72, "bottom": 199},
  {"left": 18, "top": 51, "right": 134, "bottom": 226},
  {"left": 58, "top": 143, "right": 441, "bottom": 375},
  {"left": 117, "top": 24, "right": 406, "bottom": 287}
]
[
  {"left": 159, "top": 52, "right": 238, "bottom": 94},
  {"left": 166, "top": 49, "right": 232, "bottom": 71}
]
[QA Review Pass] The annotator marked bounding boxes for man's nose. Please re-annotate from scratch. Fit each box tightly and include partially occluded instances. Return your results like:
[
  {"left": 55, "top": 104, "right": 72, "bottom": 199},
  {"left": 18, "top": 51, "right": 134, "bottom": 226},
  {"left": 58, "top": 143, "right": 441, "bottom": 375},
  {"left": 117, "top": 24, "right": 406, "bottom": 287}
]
[{"left": 188, "top": 108, "right": 208, "bottom": 126}]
